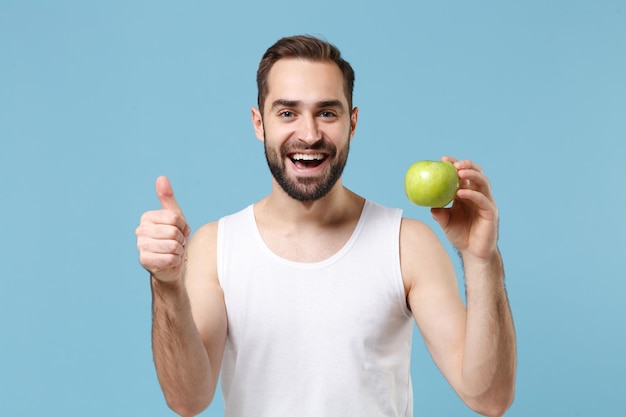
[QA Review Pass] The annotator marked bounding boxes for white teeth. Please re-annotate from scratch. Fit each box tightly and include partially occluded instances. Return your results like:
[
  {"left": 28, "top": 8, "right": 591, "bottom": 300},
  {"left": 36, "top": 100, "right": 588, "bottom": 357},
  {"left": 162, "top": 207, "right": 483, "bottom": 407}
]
[{"left": 291, "top": 153, "right": 324, "bottom": 161}]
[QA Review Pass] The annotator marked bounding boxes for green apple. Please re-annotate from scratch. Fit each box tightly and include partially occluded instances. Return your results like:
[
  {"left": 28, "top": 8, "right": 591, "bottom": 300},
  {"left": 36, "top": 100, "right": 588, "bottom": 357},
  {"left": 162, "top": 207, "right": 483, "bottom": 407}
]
[{"left": 404, "top": 160, "right": 460, "bottom": 208}]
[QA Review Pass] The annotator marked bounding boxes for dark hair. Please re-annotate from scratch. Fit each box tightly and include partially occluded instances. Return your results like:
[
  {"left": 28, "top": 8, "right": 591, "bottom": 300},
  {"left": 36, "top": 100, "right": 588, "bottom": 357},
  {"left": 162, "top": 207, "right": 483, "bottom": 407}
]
[{"left": 256, "top": 35, "right": 355, "bottom": 115}]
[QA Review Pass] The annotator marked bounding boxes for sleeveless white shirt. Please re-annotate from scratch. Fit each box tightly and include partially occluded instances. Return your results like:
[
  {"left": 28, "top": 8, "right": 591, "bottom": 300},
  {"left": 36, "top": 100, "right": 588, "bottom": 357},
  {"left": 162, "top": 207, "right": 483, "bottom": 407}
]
[{"left": 217, "top": 200, "right": 414, "bottom": 417}]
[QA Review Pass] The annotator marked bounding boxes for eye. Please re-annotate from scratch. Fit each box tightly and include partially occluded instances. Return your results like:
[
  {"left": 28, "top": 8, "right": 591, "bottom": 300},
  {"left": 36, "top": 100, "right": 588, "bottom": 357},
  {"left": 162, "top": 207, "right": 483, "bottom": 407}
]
[
  {"left": 319, "top": 111, "right": 337, "bottom": 118},
  {"left": 279, "top": 110, "right": 295, "bottom": 119}
]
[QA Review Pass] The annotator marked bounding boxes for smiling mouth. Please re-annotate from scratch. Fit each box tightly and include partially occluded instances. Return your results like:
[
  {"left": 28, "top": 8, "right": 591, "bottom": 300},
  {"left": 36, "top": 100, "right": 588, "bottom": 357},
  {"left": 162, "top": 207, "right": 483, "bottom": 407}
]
[{"left": 289, "top": 153, "right": 327, "bottom": 169}]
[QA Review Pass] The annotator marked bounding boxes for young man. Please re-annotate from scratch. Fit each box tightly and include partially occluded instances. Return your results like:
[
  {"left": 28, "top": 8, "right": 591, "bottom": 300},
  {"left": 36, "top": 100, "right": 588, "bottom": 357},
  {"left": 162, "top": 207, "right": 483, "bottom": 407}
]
[{"left": 136, "top": 35, "right": 516, "bottom": 417}]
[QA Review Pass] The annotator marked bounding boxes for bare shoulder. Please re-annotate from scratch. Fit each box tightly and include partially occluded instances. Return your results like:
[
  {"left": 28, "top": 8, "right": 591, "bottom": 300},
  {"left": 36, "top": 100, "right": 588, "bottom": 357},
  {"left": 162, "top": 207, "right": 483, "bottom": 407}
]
[
  {"left": 399, "top": 217, "right": 445, "bottom": 259},
  {"left": 186, "top": 221, "right": 219, "bottom": 273},
  {"left": 399, "top": 217, "right": 457, "bottom": 297},
  {"left": 185, "top": 221, "right": 224, "bottom": 321},
  {"left": 190, "top": 221, "right": 219, "bottom": 248}
]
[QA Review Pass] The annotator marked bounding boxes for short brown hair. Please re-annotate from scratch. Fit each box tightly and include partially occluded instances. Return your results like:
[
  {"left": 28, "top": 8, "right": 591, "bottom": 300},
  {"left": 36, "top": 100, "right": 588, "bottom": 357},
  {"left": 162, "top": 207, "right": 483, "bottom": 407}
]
[{"left": 256, "top": 35, "right": 355, "bottom": 115}]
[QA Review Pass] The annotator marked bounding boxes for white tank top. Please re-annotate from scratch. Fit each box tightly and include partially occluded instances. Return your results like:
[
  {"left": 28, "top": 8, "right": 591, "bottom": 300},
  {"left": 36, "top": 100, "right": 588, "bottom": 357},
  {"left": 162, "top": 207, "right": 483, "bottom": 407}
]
[{"left": 217, "top": 200, "right": 414, "bottom": 417}]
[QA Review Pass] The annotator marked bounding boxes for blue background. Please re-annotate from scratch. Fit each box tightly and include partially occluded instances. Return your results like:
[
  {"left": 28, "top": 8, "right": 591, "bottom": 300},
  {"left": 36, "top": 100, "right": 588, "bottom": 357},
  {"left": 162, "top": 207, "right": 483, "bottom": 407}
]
[{"left": 2, "top": 0, "right": 625, "bottom": 415}]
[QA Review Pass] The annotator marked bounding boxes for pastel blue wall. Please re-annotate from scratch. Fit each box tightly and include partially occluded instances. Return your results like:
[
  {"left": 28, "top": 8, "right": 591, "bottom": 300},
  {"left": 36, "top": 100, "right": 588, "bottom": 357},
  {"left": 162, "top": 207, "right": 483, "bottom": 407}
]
[{"left": 2, "top": 1, "right": 624, "bottom": 415}]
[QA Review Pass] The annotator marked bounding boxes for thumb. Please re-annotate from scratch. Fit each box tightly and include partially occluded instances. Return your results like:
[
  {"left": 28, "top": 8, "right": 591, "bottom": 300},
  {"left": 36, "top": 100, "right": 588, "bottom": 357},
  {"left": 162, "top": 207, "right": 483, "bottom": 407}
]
[
  {"left": 156, "top": 176, "right": 183, "bottom": 213},
  {"left": 430, "top": 207, "right": 450, "bottom": 229}
]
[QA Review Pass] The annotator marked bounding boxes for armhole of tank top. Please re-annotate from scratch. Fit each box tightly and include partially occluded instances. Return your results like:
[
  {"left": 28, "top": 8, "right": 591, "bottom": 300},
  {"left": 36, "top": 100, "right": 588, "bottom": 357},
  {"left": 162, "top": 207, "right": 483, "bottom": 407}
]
[
  {"left": 216, "top": 216, "right": 225, "bottom": 288},
  {"left": 392, "top": 209, "right": 413, "bottom": 320}
]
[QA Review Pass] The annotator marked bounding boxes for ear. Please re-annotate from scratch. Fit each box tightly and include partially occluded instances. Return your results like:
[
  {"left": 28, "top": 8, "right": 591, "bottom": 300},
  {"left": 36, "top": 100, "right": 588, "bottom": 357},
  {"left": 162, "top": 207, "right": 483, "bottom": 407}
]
[
  {"left": 349, "top": 107, "right": 359, "bottom": 140},
  {"left": 251, "top": 107, "right": 265, "bottom": 142}
]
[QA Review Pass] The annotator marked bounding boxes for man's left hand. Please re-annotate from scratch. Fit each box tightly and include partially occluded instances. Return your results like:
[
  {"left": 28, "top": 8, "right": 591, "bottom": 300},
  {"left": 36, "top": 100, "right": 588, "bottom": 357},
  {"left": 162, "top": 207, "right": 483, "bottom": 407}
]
[{"left": 431, "top": 157, "right": 499, "bottom": 263}]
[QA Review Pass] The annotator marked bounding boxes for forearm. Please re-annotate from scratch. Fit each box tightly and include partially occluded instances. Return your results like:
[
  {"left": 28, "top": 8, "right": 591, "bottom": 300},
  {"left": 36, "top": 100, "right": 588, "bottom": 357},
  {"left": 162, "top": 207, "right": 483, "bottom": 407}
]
[
  {"left": 459, "top": 250, "right": 516, "bottom": 416},
  {"left": 151, "top": 277, "right": 216, "bottom": 417}
]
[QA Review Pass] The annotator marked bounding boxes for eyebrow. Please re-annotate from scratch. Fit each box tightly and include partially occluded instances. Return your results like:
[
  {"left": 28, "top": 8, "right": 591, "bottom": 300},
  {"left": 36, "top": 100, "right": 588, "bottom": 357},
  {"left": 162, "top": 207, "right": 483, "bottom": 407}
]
[{"left": 270, "top": 99, "right": 345, "bottom": 113}]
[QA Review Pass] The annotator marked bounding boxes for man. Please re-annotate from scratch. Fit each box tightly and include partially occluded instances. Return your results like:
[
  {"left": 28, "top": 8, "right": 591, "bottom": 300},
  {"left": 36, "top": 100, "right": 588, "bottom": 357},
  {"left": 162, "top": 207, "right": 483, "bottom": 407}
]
[{"left": 136, "top": 35, "right": 516, "bottom": 417}]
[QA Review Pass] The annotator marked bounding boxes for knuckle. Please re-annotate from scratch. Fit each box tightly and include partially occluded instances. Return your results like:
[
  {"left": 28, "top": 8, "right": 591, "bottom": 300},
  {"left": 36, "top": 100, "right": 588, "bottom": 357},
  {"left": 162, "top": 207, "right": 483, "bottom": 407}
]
[
  {"left": 136, "top": 238, "right": 151, "bottom": 252},
  {"left": 139, "top": 210, "right": 155, "bottom": 223},
  {"left": 163, "top": 210, "right": 180, "bottom": 224},
  {"left": 135, "top": 224, "right": 148, "bottom": 237},
  {"left": 164, "top": 225, "right": 180, "bottom": 240},
  {"left": 138, "top": 252, "right": 155, "bottom": 268},
  {"left": 159, "top": 254, "right": 180, "bottom": 269},
  {"left": 169, "top": 241, "right": 184, "bottom": 255}
]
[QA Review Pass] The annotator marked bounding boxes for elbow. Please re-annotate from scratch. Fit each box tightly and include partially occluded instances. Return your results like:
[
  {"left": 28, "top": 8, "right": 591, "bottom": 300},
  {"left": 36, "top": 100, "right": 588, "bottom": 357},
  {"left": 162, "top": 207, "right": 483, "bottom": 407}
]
[
  {"left": 459, "top": 373, "right": 516, "bottom": 417},
  {"left": 466, "top": 389, "right": 515, "bottom": 417},
  {"left": 461, "top": 355, "right": 517, "bottom": 416},
  {"left": 472, "top": 402, "right": 513, "bottom": 417},
  {"left": 159, "top": 372, "right": 218, "bottom": 417},
  {"left": 167, "top": 401, "right": 210, "bottom": 417},
  {"left": 165, "top": 393, "right": 213, "bottom": 417}
]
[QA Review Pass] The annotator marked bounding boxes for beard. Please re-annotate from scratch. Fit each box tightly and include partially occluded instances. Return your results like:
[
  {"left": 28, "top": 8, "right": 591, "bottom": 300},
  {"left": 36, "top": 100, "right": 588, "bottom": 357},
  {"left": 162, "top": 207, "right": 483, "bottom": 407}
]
[{"left": 264, "top": 136, "right": 350, "bottom": 202}]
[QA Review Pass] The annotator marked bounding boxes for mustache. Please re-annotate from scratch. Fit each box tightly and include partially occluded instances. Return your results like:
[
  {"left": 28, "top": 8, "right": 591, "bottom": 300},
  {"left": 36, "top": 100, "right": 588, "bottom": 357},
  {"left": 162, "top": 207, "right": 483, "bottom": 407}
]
[{"left": 280, "top": 138, "right": 337, "bottom": 155}]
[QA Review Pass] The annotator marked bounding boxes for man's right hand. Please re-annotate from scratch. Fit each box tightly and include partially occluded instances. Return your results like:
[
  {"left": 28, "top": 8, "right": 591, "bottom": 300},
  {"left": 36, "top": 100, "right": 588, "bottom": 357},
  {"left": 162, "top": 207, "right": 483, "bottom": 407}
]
[{"left": 136, "top": 176, "right": 192, "bottom": 283}]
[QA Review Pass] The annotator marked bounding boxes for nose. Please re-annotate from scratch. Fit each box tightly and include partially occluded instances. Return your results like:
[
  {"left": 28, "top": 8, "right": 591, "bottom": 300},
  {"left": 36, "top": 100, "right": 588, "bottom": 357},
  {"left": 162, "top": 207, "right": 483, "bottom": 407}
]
[{"left": 297, "top": 113, "right": 321, "bottom": 144}]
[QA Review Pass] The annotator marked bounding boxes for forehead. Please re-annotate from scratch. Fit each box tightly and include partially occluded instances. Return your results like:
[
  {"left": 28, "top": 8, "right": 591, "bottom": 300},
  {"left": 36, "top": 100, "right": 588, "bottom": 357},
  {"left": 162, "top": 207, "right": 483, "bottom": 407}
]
[{"left": 265, "top": 58, "right": 347, "bottom": 105}]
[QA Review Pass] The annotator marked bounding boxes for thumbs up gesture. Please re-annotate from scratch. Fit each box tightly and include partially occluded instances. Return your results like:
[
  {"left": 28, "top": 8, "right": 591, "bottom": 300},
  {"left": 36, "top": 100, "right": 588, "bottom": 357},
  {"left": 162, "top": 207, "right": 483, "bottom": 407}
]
[{"left": 136, "top": 176, "right": 192, "bottom": 283}]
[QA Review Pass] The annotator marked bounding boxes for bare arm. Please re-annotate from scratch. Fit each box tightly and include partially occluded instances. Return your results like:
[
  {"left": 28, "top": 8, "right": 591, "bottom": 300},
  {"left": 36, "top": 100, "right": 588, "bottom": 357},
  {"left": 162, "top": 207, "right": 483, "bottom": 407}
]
[
  {"left": 136, "top": 177, "right": 227, "bottom": 417},
  {"left": 403, "top": 159, "right": 516, "bottom": 417},
  {"left": 457, "top": 249, "right": 515, "bottom": 415}
]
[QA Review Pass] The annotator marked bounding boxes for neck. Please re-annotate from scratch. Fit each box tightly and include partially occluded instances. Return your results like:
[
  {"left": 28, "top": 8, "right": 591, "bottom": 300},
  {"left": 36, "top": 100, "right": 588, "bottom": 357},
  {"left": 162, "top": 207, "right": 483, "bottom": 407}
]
[
  {"left": 253, "top": 179, "right": 366, "bottom": 263},
  {"left": 256, "top": 179, "right": 364, "bottom": 227}
]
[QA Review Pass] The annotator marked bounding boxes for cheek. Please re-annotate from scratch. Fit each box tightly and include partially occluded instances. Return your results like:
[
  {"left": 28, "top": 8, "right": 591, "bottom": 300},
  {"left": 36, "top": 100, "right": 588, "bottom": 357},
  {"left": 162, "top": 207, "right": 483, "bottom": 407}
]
[{"left": 263, "top": 123, "right": 291, "bottom": 141}]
